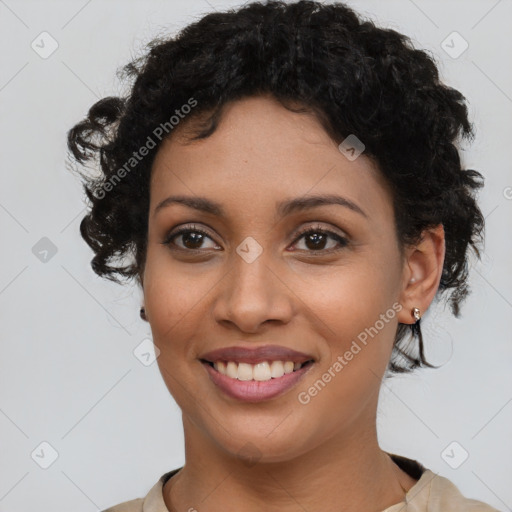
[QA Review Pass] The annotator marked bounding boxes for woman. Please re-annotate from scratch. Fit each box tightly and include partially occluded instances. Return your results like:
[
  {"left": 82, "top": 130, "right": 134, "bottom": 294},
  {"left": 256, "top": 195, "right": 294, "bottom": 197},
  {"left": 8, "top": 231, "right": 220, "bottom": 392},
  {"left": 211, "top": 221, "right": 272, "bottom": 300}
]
[{"left": 67, "top": 1, "right": 499, "bottom": 510}]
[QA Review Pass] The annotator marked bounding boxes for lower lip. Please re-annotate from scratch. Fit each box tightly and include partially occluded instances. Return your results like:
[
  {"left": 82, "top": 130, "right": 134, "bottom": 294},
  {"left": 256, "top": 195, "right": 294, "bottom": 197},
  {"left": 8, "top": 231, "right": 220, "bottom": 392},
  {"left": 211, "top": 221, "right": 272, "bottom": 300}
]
[{"left": 202, "top": 361, "right": 314, "bottom": 402}]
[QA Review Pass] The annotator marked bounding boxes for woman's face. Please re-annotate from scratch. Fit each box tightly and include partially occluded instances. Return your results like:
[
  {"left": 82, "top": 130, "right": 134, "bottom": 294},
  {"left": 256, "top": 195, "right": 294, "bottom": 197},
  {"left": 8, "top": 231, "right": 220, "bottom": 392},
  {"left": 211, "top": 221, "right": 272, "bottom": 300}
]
[{"left": 142, "top": 94, "right": 411, "bottom": 463}]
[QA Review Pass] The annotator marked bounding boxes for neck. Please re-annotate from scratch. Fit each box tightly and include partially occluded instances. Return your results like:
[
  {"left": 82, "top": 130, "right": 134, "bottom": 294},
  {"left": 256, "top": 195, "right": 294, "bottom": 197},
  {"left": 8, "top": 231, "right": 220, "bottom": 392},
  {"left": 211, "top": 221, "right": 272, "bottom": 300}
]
[{"left": 163, "top": 414, "right": 415, "bottom": 512}]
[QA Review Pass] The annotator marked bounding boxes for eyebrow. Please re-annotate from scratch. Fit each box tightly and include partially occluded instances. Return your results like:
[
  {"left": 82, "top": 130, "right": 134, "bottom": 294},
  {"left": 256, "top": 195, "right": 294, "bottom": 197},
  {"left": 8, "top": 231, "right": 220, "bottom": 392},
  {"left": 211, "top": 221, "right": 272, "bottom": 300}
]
[{"left": 154, "top": 193, "right": 367, "bottom": 219}]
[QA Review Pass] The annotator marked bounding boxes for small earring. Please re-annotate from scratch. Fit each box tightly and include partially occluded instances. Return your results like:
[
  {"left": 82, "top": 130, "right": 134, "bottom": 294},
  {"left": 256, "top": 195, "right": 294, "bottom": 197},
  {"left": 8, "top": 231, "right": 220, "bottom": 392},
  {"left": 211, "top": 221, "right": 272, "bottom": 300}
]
[
  {"left": 140, "top": 306, "right": 147, "bottom": 321},
  {"left": 411, "top": 307, "right": 421, "bottom": 322},
  {"left": 409, "top": 277, "right": 416, "bottom": 283}
]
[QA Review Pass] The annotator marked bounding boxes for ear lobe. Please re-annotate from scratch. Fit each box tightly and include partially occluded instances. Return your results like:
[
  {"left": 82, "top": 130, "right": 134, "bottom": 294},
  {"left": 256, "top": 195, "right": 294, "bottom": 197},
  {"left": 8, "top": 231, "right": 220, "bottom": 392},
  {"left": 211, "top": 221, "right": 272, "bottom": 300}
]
[{"left": 397, "top": 224, "right": 445, "bottom": 324}]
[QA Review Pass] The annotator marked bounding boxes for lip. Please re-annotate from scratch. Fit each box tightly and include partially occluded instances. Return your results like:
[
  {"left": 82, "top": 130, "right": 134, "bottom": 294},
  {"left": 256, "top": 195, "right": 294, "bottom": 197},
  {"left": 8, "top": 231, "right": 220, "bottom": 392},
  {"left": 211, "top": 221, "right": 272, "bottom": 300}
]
[
  {"left": 199, "top": 345, "right": 315, "bottom": 364},
  {"left": 201, "top": 359, "right": 315, "bottom": 402}
]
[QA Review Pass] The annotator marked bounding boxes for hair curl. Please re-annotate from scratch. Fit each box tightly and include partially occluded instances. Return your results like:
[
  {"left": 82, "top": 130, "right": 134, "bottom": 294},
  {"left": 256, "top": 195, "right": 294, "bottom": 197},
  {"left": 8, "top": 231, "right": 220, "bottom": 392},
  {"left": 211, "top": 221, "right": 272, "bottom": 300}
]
[{"left": 67, "top": 0, "right": 485, "bottom": 374}]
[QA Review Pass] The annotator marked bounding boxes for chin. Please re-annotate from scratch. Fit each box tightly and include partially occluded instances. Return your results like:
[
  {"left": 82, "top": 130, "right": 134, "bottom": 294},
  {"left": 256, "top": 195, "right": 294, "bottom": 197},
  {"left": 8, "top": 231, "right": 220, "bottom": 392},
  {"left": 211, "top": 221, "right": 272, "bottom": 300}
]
[{"left": 208, "top": 417, "right": 317, "bottom": 465}]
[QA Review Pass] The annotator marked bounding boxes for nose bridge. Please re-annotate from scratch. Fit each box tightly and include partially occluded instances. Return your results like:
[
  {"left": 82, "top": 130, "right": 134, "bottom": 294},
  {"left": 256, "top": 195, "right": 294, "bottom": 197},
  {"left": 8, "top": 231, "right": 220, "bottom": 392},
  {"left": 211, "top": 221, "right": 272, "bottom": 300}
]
[
  {"left": 232, "top": 244, "right": 273, "bottom": 295},
  {"left": 213, "top": 238, "right": 293, "bottom": 331}
]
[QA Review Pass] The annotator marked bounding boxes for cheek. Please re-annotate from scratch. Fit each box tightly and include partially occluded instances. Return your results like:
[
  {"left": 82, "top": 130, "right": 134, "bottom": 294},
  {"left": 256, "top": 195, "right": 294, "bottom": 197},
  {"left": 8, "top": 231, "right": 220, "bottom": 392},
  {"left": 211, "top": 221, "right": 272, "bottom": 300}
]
[
  {"left": 297, "top": 257, "right": 400, "bottom": 337},
  {"left": 143, "top": 263, "right": 209, "bottom": 408},
  {"left": 293, "top": 269, "right": 399, "bottom": 437},
  {"left": 143, "top": 249, "right": 195, "bottom": 351},
  {"left": 293, "top": 252, "right": 401, "bottom": 386},
  {"left": 142, "top": 248, "right": 222, "bottom": 378}
]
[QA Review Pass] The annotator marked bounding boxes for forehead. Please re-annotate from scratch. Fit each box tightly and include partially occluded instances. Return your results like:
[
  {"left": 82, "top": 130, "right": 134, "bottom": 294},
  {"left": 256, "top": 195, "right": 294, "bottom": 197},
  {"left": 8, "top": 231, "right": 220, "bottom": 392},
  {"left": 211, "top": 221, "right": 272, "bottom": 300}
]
[{"left": 149, "top": 95, "right": 393, "bottom": 220}]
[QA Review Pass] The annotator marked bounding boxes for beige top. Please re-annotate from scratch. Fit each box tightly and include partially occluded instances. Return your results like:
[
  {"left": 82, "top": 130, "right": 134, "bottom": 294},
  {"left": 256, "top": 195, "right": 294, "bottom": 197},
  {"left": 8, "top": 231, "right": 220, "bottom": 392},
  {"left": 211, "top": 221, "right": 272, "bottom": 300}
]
[{"left": 102, "top": 453, "right": 500, "bottom": 512}]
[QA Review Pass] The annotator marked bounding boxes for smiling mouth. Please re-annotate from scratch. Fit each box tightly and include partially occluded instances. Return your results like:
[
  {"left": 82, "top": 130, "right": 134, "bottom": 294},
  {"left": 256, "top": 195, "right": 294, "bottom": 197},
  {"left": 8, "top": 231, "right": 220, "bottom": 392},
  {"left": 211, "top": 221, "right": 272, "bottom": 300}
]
[{"left": 200, "top": 359, "right": 315, "bottom": 381}]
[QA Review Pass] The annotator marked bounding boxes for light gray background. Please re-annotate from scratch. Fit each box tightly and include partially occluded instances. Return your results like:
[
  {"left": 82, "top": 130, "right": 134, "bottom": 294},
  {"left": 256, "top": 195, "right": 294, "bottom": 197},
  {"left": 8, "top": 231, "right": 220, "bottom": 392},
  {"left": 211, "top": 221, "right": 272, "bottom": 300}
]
[{"left": 0, "top": 0, "right": 511, "bottom": 510}]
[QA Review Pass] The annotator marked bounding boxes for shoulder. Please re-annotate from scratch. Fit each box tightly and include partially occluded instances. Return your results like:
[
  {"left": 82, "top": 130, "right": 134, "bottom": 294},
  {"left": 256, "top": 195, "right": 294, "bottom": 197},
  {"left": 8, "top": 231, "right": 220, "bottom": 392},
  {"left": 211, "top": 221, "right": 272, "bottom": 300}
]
[
  {"left": 100, "top": 468, "right": 181, "bottom": 512},
  {"left": 388, "top": 453, "right": 500, "bottom": 512},
  {"left": 101, "top": 497, "right": 143, "bottom": 512},
  {"left": 416, "top": 469, "right": 501, "bottom": 511}
]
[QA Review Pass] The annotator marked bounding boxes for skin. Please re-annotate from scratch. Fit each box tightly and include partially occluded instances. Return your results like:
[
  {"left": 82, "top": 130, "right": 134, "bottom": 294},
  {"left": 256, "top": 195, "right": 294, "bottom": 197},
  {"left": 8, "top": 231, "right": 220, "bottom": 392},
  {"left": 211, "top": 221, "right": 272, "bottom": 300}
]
[{"left": 140, "top": 94, "right": 445, "bottom": 512}]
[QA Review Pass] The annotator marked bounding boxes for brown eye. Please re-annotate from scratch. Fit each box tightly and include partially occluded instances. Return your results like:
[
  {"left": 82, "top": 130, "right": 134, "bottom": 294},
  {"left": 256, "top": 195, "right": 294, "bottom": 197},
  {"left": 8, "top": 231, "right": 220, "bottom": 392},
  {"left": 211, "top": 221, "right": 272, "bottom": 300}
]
[
  {"left": 292, "top": 227, "right": 348, "bottom": 252},
  {"left": 162, "top": 225, "right": 220, "bottom": 251}
]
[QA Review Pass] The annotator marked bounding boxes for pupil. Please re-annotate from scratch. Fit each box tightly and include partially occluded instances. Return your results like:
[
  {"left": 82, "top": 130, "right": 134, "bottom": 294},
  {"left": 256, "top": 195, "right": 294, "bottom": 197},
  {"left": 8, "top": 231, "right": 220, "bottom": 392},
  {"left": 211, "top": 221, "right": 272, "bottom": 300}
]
[
  {"left": 183, "top": 232, "right": 203, "bottom": 249},
  {"left": 306, "top": 233, "right": 326, "bottom": 250}
]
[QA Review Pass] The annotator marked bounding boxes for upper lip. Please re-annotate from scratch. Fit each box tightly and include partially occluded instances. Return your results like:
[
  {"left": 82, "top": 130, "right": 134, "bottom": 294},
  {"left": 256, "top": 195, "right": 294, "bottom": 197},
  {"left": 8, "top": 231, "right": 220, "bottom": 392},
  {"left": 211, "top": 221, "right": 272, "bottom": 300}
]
[{"left": 199, "top": 345, "right": 315, "bottom": 364}]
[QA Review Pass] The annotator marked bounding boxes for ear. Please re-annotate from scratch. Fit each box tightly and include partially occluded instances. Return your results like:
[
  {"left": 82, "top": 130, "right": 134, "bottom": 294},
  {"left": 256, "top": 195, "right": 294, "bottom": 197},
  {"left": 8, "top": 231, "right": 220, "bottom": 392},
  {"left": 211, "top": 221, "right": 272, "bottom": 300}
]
[{"left": 397, "top": 224, "right": 445, "bottom": 325}]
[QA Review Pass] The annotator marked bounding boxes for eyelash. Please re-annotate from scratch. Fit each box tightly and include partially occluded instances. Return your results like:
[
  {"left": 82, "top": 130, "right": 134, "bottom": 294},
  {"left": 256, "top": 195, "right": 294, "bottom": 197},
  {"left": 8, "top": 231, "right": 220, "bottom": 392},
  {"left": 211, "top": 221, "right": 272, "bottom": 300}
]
[
  {"left": 293, "top": 225, "right": 349, "bottom": 252},
  {"left": 161, "top": 223, "right": 349, "bottom": 254}
]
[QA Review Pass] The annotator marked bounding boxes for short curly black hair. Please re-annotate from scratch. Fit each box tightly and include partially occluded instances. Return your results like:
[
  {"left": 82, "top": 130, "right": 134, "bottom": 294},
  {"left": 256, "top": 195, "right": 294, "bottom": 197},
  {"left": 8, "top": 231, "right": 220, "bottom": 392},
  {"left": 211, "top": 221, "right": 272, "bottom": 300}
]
[{"left": 67, "top": 0, "right": 485, "bottom": 375}]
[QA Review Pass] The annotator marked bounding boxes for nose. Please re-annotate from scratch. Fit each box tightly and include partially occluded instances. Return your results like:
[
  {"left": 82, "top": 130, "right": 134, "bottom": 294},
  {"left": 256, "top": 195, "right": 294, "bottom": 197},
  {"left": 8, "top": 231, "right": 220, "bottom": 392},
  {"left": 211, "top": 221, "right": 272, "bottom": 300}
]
[{"left": 212, "top": 248, "right": 295, "bottom": 333}]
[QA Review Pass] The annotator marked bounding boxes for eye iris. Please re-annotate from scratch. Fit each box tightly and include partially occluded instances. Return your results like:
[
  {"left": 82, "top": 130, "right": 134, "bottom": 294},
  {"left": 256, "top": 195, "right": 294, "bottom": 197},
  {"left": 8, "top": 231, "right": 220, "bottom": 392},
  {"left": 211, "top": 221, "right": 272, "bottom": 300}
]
[
  {"left": 171, "top": 229, "right": 339, "bottom": 251},
  {"left": 182, "top": 232, "right": 204, "bottom": 249},
  {"left": 305, "top": 232, "right": 327, "bottom": 250}
]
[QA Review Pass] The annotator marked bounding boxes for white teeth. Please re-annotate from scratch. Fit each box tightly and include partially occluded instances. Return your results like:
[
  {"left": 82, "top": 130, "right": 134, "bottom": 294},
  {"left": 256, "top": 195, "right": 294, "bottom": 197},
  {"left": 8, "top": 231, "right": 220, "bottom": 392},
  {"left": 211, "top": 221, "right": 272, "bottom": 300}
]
[
  {"left": 284, "top": 361, "right": 294, "bottom": 374},
  {"left": 270, "top": 360, "right": 284, "bottom": 378},
  {"left": 226, "top": 361, "right": 238, "bottom": 379},
  {"left": 237, "top": 362, "right": 253, "bottom": 381},
  {"left": 253, "top": 362, "right": 272, "bottom": 381},
  {"left": 216, "top": 361, "right": 226, "bottom": 375},
  {"left": 212, "top": 360, "right": 310, "bottom": 380}
]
